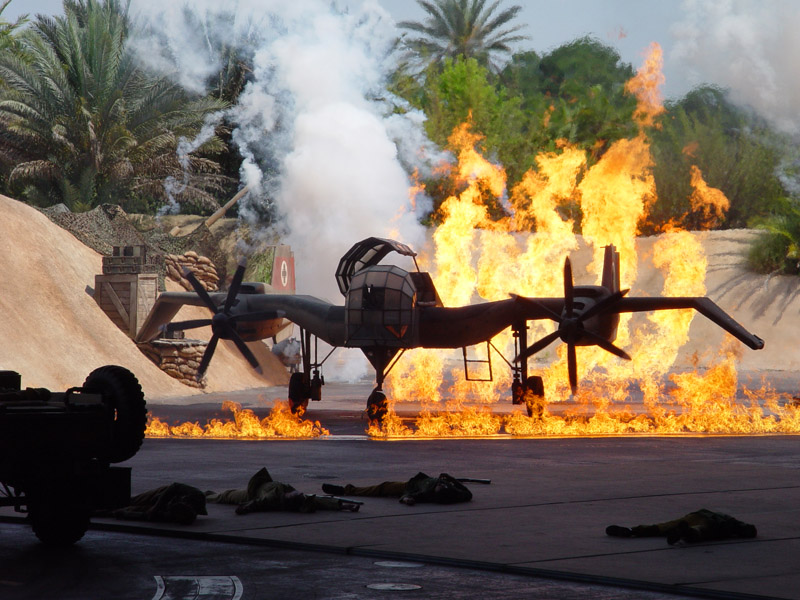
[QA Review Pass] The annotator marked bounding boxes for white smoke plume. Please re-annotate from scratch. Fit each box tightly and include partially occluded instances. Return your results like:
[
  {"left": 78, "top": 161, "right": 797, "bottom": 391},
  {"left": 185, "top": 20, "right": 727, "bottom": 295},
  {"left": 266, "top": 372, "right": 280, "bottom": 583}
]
[
  {"left": 671, "top": 0, "right": 800, "bottom": 135},
  {"left": 130, "top": 0, "right": 432, "bottom": 302},
  {"left": 130, "top": 0, "right": 436, "bottom": 380}
]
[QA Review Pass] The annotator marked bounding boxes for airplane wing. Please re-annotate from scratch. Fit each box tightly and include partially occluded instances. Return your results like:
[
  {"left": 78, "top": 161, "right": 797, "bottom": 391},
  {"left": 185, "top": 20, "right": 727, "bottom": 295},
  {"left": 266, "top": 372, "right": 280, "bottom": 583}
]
[
  {"left": 136, "top": 292, "right": 224, "bottom": 343},
  {"left": 614, "top": 296, "right": 764, "bottom": 350}
]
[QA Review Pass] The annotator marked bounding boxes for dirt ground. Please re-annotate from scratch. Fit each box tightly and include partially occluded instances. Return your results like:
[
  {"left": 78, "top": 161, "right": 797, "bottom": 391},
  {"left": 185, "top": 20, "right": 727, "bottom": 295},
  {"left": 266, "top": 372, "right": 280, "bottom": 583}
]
[{"left": 0, "top": 193, "right": 796, "bottom": 401}]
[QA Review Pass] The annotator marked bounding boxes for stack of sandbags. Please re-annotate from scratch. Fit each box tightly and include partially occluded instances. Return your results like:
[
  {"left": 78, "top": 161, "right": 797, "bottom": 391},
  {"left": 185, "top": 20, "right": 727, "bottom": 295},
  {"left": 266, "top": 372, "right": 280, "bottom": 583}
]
[
  {"left": 138, "top": 339, "right": 208, "bottom": 389},
  {"left": 164, "top": 251, "right": 219, "bottom": 291}
]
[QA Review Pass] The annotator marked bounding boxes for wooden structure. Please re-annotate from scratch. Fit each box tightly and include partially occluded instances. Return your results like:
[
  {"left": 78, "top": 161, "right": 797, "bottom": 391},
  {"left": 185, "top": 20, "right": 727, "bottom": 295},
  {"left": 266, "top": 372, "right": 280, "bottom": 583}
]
[{"left": 94, "top": 246, "right": 159, "bottom": 338}]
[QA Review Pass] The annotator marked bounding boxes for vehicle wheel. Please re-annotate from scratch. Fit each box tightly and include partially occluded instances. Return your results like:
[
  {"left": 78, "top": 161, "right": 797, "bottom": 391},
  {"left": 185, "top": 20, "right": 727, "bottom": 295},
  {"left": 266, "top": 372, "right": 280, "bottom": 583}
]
[
  {"left": 288, "top": 372, "right": 309, "bottom": 414},
  {"left": 366, "top": 389, "right": 388, "bottom": 423},
  {"left": 524, "top": 375, "right": 545, "bottom": 418},
  {"left": 28, "top": 487, "right": 90, "bottom": 546},
  {"left": 83, "top": 365, "right": 147, "bottom": 463}
]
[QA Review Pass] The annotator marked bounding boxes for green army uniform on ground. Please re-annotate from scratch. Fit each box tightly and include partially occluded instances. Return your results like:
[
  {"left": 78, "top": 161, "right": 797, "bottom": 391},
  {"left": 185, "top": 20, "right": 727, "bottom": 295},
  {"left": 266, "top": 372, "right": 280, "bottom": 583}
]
[
  {"left": 206, "top": 468, "right": 358, "bottom": 514},
  {"left": 323, "top": 472, "right": 473, "bottom": 505},
  {"left": 110, "top": 482, "right": 208, "bottom": 525},
  {"left": 606, "top": 508, "right": 757, "bottom": 544}
]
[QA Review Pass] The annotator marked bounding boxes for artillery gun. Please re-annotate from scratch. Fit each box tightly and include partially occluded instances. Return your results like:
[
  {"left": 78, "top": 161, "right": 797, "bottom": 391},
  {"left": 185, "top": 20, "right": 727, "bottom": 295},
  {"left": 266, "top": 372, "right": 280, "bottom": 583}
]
[{"left": 0, "top": 365, "right": 147, "bottom": 545}]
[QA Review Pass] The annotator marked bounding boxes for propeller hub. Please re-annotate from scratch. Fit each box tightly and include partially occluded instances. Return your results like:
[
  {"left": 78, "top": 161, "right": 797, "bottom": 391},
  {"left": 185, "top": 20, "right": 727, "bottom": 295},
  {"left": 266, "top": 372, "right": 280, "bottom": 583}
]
[
  {"left": 559, "top": 317, "right": 583, "bottom": 344},
  {"left": 211, "top": 311, "right": 232, "bottom": 338}
]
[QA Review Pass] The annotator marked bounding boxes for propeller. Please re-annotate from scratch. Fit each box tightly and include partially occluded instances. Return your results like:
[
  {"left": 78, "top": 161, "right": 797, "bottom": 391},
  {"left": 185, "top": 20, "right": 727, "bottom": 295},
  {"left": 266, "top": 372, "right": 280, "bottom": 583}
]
[
  {"left": 515, "top": 258, "right": 632, "bottom": 395},
  {"left": 162, "top": 260, "right": 283, "bottom": 381}
]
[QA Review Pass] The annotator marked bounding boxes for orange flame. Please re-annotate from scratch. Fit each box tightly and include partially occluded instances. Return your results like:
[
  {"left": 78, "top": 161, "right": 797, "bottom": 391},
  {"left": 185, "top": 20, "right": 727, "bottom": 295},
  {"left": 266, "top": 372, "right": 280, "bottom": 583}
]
[
  {"left": 372, "top": 43, "right": 794, "bottom": 438},
  {"left": 689, "top": 165, "right": 730, "bottom": 229},
  {"left": 145, "top": 400, "right": 329, "bottom": 439}
]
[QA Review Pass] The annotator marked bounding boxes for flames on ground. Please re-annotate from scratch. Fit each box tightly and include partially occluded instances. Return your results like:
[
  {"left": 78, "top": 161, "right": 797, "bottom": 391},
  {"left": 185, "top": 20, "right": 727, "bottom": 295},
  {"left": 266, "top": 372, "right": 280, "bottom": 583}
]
[
  {"left": 145, "top": 43, "right": 799, "bottom": 440},
  {"left": 146, "top": 401, "right": 329, "bottom": 439}
]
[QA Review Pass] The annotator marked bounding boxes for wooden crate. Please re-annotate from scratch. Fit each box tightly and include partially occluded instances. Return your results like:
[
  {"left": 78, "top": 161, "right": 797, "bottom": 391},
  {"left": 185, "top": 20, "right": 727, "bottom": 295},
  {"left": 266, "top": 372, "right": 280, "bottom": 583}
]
[{"left": 94, "top": 274, "right": 158, "bottom": 338}]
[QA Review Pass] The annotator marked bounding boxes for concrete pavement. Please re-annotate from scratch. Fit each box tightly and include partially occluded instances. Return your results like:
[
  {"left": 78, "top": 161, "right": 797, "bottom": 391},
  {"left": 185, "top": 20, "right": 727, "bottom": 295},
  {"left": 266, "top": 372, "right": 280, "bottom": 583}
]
[{"left": 3, "top": 381, "right": 800, "bottom": 599}]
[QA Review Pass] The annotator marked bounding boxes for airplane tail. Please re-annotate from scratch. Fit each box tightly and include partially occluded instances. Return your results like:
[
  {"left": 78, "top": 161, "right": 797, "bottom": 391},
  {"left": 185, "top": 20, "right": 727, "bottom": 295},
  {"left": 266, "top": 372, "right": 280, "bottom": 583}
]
[
  {"left": 601, "top": 245, "right": 620, "bottom": 293},
  {"left": 269, "top": 245, "right": 295, "bottom": 294}
]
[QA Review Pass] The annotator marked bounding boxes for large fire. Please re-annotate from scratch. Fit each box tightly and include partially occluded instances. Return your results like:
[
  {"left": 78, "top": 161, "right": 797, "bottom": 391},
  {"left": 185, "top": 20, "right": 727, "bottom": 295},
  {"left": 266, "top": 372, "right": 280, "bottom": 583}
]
[
  {"left": 369, "top": 42, "right": 798, "bottom": 438},
  {"left": 147, "top": 43, "right": 798, "bottom": 441}
]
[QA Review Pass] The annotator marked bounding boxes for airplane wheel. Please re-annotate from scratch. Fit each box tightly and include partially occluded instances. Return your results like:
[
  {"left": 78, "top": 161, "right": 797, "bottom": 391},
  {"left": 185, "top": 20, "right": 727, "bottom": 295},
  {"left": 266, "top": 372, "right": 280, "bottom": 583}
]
[
  {"left": 288, "top": 372, "right": 309, "bottom": 414},
  {"left": 83, "top": 365, "right": 147, "bottom": 463},
  {"left": 366, "top": 390, "right": 388, "bottom": 423},
  {"left": 524, "top": 376, "right": 545, "bottom": 418}
]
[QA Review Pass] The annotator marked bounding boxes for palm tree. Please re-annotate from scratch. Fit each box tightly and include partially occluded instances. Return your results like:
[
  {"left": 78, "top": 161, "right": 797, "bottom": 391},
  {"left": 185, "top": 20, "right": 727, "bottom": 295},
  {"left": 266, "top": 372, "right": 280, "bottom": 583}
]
[
  {"left": 0, "top": 0, "right": 229, "bottom": 212},
  {"left": 398, "top": 0, "right": 527, "bottom": 72},
  {"left": 0, "top": 0, "right": 27, "bottom": 52}
]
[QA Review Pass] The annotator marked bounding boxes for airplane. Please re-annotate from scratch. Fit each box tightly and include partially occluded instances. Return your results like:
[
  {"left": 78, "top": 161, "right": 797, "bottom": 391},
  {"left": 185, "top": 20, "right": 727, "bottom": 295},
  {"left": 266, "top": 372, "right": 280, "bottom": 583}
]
[{"left": 136, "top": 237, "right": 764, "bottom": 423}]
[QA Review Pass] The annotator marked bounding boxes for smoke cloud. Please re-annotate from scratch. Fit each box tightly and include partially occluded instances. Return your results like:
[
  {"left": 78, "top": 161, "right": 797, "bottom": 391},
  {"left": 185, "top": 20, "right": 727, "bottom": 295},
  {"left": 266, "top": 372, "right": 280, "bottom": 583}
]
[
  {"left": 130, "top": 0, "right": 432, "bottom": 302},
  {"left": 671, "top": 0, "right": 800, "bottom": 135}
]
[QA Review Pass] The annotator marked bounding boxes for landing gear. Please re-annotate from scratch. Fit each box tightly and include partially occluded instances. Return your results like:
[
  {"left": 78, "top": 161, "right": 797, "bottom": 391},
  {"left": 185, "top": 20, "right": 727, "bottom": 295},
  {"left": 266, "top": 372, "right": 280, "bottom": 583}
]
[
  {"left": 513, "top": 375, "right": 545, "bottom": 418},
  {"left": 512, "top": 322, "right": 545, "bottom": 418},
  {"left": 366, "top": 389, "right": 388, "bottom": 423},
  {"left": 288, "top": 329, "right": 330, "bottom": 415},
  {"left": 362, "top": 346, "right": 403, "bottom": 426},
  {"left": 288, "top": 372, "right": 308, "bottom": 414},
  {"left": 288, "top": 369, "right": 324, "bottom": 414}
]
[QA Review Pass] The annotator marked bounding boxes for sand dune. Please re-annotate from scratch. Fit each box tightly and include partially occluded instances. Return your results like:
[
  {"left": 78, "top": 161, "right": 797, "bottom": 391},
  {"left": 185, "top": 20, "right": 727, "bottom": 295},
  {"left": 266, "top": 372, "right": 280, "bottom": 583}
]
[{"left": 0, "top": 195, "right": 288, "bottom": 401}]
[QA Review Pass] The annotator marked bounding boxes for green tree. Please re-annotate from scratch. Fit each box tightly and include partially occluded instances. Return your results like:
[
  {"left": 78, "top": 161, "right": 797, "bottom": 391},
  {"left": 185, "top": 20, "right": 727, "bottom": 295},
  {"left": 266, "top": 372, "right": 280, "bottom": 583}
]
[
  {"left": 503, "top": 38, "right": 638, "bottom": 160},
  {"left": 399, "top": 0, "right": 527, "bottom": 72},
  {"left": 0, "top": 0, "right": 26, "bottom": 52},
  {"left": 0, "top": 0, "right": 229, "bottom": 212},
  {"left": 747, "top": 197, "right": 800, "bottom": 275},
  {"left": 647, "top": 86, "right": 785, "bottom": 231}
]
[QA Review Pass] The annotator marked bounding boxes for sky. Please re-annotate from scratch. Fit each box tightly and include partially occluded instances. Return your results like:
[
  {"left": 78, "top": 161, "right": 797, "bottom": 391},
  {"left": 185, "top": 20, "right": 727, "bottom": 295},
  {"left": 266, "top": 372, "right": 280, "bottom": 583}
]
[
  {"left": 6, "top": 0, "right": 800, "bottom": 126},
  {"left": 0, "top": 0, "right": 764, "bottom": 100}
]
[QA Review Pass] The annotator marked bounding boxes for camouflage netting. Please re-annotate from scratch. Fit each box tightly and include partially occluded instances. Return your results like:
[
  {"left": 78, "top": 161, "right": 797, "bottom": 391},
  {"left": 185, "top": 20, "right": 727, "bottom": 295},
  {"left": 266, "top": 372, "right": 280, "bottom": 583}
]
[{"left": 40, "top": 204, "right": 234, "bottom": 288}]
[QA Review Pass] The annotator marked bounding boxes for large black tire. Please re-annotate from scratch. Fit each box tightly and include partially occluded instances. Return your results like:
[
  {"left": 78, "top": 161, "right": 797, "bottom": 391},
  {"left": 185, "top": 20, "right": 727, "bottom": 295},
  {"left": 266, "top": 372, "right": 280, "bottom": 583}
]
[
  {"left": 366, "top": 389, "right": 388, "bottom": 424},
  {"left": 82, "top": 365, "right": 147, "bottom": 463},
  {"left": 524, "top": 375, "right": 545, "bottom": 418},
  {"left": 27, "top": 485, "right": 90, "bottom": 546},
  {"left": 288, "top": 372, "right": 309, "bottom": 414}
]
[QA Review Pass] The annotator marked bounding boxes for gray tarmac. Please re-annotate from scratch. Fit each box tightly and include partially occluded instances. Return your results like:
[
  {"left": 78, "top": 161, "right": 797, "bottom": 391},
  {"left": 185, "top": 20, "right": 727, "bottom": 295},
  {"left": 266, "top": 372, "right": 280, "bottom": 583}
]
[{"left": 2, "top": 379, "right": 800, "bottom": 600}]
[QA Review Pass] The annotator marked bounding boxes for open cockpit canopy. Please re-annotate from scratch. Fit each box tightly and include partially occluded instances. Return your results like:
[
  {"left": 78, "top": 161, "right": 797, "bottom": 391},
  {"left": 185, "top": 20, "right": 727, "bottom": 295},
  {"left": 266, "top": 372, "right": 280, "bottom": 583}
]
[{"left": 336, "top": 237, "right": 416, "bottom": 296}]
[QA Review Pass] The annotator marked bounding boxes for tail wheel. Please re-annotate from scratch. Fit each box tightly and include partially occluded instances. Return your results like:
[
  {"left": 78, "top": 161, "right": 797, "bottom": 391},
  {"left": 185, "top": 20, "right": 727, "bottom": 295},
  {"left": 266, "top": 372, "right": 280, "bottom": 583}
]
[
  {"left": 83, "top": 365, "right": 147, "bottom": 463},
  {"left": 288, "top": 372, "right": 309, "bottom": 414},
  {"left": 366, "top": 389, "right": 388, "bottom": 423}
]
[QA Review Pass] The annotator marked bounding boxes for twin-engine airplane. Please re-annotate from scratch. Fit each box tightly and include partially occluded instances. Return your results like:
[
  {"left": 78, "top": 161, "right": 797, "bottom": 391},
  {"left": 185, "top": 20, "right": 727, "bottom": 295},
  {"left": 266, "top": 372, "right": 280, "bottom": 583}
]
[{"left": 136, "top": 237, "right": 764, "bottom": 422}]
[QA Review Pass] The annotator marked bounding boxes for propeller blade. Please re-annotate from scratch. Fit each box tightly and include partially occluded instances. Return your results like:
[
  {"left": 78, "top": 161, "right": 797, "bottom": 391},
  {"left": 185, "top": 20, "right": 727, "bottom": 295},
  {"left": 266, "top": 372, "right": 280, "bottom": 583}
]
[
  {"left": 581, "top": 329, "right": 632, "bottom": 360},
  {"left": 515, "top": 330, "right": 561, "bottom": 362},
  {"left": 513, "top": 295, "right": 563, "bottom": 323},
  {"left": 162, "top": 319, "right": 212, "bottom": 333},
  {"left": 579, "top": 289, "right": 630, "bottom": 322},
  {"left": 567, "top": 343, "right": 578, "bottom": 395},
  {"left": 564, "top": 258, "right": 574, "bottom": 318},
  {"left": 224, "top": 259, "right": 247, "bottom": 313},
  {"left": 229, "top": 330, "right": 263, "bottom": 374},
  {"left": 196, "top": 335, "right": 219, "bottom": 381},
  {"left": 229, "top": 310, "right": 285, "bottom": 323},
  {"left": 182, "top": 268, "right": 219, "bottom": 313}
]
